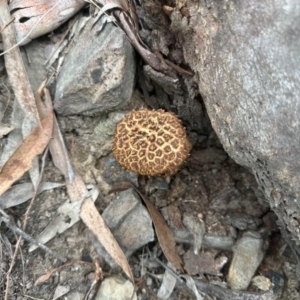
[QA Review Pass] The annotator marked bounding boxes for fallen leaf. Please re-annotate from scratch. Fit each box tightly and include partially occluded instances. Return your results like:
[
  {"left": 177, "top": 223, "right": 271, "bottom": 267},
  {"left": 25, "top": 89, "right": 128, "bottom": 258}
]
[
  {"left": 9, "top": 0, "right": 86, "bottom": 46},
  {"left": 157, "top": 262, "right": 177, "bottom": 300},
  {"left": 0, "top": 0, "right": 39, "bottom": 124},
  {"left": 29, "top": 184, "right": 99, "bottom": 252},
  {"left": 35, "top": 87, "right": 134, "bottom": 281},
  {"left": 80, "top": 198, "right": 134, "bottom": 281},
  {"left": 180, "top": 275, "right": 203, "bottom": 300},
  {"left": 111, "top": 181, "right": 183, "bottom": 271},
  {"left": 52, "top": 285, "right": 70, "bottom": 300},
  {"left": 0, "top": 112, "right": 53, "bottom": 197},
  {"left": 37, "top": 88, "right": 78, "bottom": 190},
  {"left": 0, "top": 182, "right": 64, "bottom": 209}
]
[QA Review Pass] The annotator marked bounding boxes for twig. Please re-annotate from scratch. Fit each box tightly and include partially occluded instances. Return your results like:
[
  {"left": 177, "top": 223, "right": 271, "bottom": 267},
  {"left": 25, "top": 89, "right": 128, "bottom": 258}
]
[
  {"left": 22, "top": 148, "right": 48, "bottom": 229},
  {"left": 0, "top": 208, "right": 67, "bottom": 263},
  {"left": 2, "top": 148, "right": 63, "bottom": 300},
  {"left": 44, "top": 14, "right": 80, "bottom": 66},
  {"left": 0, "top": 17, "right": 14, "bottom": 35},
  {"left": 194, "top": 280, "right": 276, "bottom": 300},
  {"left": 153, "top": 257, "right": 276, "bottom": 300}
]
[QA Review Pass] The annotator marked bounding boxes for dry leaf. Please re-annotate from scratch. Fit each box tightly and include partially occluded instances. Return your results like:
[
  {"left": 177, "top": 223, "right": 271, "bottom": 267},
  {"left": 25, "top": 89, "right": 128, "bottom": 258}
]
[
  {"left": 0, "top": 182, "right": 64, "bottom": 209},
  {"left": 34, "top": 87, "right": 134, "bottom": 281},
  {"left": 80, "top": 198, "right": 134, "bottom": 281},
  {"left": 9, "top": 0, "right": 86, "bottom": 46},
  {"left": 36, "top": 87, "right": 77, "bottom": 189},
  {"left": 29, "top": 184, "right": 99, "bottom": 252},
  {"left": 0, "top": 112, "right": 53, "bottom": 197},
  {"left": 111, "top": 181, "right": 183, "bottom": 271},
  {"left": 52, "top": 285, "right": 70, "bottom": 300},
  {"left": 0, "top": 0, "right": 39, "bottom": 124},
  {"left": 157, "top": 262, "right": 177, "bottom": 300}
]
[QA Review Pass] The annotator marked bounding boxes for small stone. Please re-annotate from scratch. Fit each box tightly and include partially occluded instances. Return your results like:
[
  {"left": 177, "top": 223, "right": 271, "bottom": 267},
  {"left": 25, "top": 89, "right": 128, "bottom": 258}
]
[
  {"left": 252, "top": 275, "right": 272, "bottom": 291},
  {"left": 182, "top": 213, "right": 205, "bottom": 254},
  {"left": 225, "top": 213, "right": 262, "bottom": 230},
  {"left": 94, "top": 188, "right": 154, "bottom": 267},
  {"left": 64, "top": 292, "right": 85, "bottom": 300},
  {"left": 26, "top": 281, "right": 33, "bottom": 289},
  {"left": 95, "top": 275, "right": 137, "bottom": 300},
  {"left": 147, "top": 177, "right": 170, "bottom": 190},
  {"left": 161, "top": 204, "right": 182, "bottom": 229},
  {"left": 227, "top": 231, "right": 267, "bottom": 290}
]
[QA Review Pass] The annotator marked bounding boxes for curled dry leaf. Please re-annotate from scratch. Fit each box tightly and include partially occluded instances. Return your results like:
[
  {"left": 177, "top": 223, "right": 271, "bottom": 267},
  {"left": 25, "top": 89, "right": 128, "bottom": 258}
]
[
  {"left": 111, "top": 181, "right": 183, "bottom": 271},
  {"left": 0, "top": 112, "right": 53, "bottom": 197},
  {"left": 9, "top": 0, "right": 86, "bottom": 46}
]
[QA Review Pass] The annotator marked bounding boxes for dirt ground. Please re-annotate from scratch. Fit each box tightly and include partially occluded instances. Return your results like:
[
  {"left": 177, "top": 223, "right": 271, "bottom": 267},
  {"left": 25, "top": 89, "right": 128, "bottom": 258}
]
[{"left": 0, "top": 3, "right": 299, "bottom": 300}]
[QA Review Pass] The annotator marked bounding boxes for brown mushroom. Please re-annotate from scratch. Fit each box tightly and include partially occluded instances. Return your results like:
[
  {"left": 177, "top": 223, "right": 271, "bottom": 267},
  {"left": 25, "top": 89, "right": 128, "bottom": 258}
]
[{"left": 112, "top": 109, "right": 192, "bottom": 176}]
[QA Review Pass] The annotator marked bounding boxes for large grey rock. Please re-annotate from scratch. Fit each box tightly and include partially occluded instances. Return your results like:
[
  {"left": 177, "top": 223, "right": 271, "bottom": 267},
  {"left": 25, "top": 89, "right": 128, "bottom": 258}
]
[
  {"left": 54, "top": 16, "right": 135, "bottom": 115},
  {"left": 170, "top": 0, "right": 300, "bottom": 258}
]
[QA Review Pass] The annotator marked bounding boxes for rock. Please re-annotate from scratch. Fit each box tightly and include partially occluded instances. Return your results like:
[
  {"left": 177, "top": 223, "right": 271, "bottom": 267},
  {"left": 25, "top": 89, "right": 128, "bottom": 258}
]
[
  {"left": 202, "top": 234, "right": 235, "bottom": 251},
  {"left": 95, "top": 275, "right": 136, "bottom": 300},
  {"left": 54, "top": 15, "right": 135, "bottom": 115},
  {"left": 170, "top": 0, "right": 300, "bottom": 258},
  {"left": 182, "top": 213, "right": 205, "bottom": 254},
  {"left": 161, "top": 205, "right": 182, "bottom": 229},
  {"left": 225, "top": 213, "right": 262, "bottom": 231},
  {"left": 251, "top": 275, "right": 272, "bottom": 291},
  {"left": 173, "top": 229, "right": 235, "bottom": 251},
  {"left": 94, "top": 188, "right": 154, "bottom": 266},
  {"left": 147, "top": 177, "right": 170, "bottom": 191},
  {"left": 100, "top": 155, "right": 138, "bottom": 186},
  {"left": 227, "top": 231, "right": 267, "bottom": 290}
]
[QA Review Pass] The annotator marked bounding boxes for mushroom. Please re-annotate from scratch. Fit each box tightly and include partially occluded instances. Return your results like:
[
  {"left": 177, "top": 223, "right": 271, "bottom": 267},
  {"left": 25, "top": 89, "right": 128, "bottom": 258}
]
[{"left": 112, "top": 108, "right": 192, "bottom": 176}]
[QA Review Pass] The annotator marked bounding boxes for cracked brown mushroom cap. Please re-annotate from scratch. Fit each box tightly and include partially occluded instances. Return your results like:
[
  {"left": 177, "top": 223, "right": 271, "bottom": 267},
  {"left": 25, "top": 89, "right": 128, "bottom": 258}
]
[{"left": 112, "top": 108, "right": 192, "bottom": 176}]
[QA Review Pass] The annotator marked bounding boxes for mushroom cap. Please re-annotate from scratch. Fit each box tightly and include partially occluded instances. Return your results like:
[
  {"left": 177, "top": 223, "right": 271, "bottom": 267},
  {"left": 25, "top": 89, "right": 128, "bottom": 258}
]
[{"left": 112, "top": 109, "right": 192, "bottom": 176}]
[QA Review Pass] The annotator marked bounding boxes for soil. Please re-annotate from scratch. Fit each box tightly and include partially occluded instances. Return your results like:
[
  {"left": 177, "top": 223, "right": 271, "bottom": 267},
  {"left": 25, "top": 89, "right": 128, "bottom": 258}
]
[{"left": 0, "top": 2, "right": 298, "bottom": 300}]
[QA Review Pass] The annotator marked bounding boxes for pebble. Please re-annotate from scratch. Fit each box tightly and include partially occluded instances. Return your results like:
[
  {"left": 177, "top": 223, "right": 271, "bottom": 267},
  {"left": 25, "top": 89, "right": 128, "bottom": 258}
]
[
  {"left": 95, "top": 275, "right": 137, "bottom": 300},
  {"left": 227, "top": 231, "right": 267, "bottom": 290},
  {"left": 252, "top": 275, "right": 272, "bottom": 291}
]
